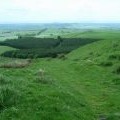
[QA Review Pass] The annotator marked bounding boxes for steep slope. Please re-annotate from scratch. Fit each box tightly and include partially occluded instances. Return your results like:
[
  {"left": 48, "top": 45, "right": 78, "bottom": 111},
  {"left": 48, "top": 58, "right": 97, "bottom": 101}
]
[{"left": 68, "top": 39, "right": 120, "bottom": 61}]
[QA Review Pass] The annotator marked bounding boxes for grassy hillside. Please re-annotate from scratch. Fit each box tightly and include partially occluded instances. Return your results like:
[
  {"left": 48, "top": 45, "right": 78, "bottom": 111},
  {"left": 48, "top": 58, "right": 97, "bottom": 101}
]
[
  {"left": 68, "top": 39, "right": 120, "bottom": 61},
  {"left": 0, "top": 46, "right": 16, "bottom": 54},
  {"left": 0, "top": 30, "right": 120, "bottom": 120}
]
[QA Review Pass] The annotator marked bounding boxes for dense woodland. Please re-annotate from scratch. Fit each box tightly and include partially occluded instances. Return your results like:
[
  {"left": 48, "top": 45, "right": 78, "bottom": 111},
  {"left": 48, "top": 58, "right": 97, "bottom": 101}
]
[{"left": 0, "top": 37, "right": 99, "bottom": 58}]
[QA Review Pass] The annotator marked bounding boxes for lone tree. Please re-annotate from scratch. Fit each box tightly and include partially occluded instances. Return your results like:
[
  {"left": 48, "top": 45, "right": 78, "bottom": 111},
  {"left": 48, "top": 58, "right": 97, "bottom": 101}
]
[
  {"left": 18, "top": 35, "right": 22, "bottom": 39},
  {"left": 57, "top": 36, "right": 63, "bottom": 43},
  {"left": 53, "top": 36, "right": 63, "bottom": 47}
]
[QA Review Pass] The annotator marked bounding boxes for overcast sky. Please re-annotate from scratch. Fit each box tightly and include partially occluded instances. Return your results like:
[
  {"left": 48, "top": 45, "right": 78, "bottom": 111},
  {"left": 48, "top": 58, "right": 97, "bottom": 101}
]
[{"left": 0, "top": 0, "right": 120, "bottom": 23}]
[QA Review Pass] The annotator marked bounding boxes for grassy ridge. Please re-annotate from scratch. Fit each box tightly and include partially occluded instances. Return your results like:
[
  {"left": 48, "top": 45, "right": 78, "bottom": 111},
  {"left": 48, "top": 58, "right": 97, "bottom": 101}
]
[
  {"left": 0, "top": 30, "right": 120, "bottom": 120},
  {"left": 1, "top": 40, "right": 120, "bottom": 120}
]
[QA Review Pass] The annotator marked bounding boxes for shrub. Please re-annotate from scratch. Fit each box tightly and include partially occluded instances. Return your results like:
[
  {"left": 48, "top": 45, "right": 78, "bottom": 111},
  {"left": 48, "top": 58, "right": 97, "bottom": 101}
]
[{"left": 57, "top": 53, "right": 67, "bottom": 60}]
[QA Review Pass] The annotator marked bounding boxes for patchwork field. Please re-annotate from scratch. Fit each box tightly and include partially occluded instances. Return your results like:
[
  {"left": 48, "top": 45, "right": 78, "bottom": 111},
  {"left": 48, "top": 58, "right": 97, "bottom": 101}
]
[{"left": 0, "top": 24, "right": 120, "bottom": 120}]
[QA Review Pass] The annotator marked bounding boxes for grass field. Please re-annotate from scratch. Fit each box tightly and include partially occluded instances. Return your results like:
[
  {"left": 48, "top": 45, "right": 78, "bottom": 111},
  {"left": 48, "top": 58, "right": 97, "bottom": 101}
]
[
  {"left": 0, "top": 46, "right": 16, "bottom": 54},
  {"left": 0, "top": 26, "right": 120, "bottom": 120}
]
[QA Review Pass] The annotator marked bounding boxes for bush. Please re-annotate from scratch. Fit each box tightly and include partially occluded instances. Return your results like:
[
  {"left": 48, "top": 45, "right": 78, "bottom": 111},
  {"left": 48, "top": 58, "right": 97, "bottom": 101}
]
[{"left": 57, "top": 53, "right": 67, "bottom": 60}]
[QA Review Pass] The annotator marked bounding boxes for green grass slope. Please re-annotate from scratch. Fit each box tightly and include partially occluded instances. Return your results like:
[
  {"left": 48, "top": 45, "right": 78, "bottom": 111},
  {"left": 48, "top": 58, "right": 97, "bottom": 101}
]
[
  {"left": 0, "top": 35, "right": 120, "bottom": 120},
  {"left": 0, "top": 46, "right": 16, "bottom": 55},
  {"left": 68, "top": 39, "right": 120, "bottom": 61}
]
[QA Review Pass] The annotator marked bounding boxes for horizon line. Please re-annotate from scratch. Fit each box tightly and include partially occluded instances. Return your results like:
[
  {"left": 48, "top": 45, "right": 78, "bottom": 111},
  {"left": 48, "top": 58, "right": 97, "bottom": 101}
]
[{"left": 0, "top": 22, "right": 120, "bottom": 25}]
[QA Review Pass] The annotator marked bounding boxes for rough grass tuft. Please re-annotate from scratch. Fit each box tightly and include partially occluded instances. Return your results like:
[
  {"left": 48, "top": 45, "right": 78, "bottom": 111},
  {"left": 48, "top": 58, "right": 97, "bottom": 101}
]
[
  {"left": 0, "top": 75, "right": 10, "bottom": 85},
  {"left": 99, "top": 61, "right": 113, "bottom": 67},
  {"left": 0, "top": 86, "right": 20, "bottom": 111},
  {"left": 108, "top": 54, "right": 120, "bottom": 60},
  {"left": 112, "top": 77, "right": 120, "bottom": 85},
  {"left": 35, "top": 69, "right": 52, "bottom": 84},
  {"left": 113, "top": 66, "right": 120, "bottom": 74}
]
